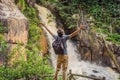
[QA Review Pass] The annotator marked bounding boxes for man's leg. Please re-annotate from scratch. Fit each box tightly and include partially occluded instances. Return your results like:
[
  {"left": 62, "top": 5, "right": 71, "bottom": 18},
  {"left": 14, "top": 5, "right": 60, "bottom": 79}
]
[
  {"left": 54, "top": 55, "right": 62, "bottom": 80},
  {"left": 54, "top": 69, "right": 60, "bottom": 80},
  {"left": 62, "top": 55, "right": 68, "bottom": 80}
]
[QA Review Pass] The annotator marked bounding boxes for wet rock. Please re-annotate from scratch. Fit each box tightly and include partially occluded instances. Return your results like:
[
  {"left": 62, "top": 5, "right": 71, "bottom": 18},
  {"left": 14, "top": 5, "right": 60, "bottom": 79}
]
[
  {"left": 90, "top": 74, "right": 96, "bottom": 77},
  {"left": 92, "top": 70, "right": 99, "bottom": 73}
]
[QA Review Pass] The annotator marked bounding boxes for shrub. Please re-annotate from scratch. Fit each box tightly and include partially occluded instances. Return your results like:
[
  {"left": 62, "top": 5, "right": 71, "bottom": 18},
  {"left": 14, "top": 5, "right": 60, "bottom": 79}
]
[{"left": 0, "top": 49, "right": 54, "bottom": 80}]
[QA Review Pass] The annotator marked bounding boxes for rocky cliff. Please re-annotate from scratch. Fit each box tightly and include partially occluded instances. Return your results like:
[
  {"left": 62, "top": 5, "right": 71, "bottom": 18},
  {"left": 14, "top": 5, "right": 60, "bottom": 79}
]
[
  {"left": 0, "top": 0, "right": 28, "bottom": 65},
  {"left": 77, "top": 18, "right": 120, "bottom": 71}
]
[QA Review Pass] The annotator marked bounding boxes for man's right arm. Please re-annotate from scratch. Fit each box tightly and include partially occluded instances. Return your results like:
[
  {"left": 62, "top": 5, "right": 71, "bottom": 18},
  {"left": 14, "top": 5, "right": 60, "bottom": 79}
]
[{"left": 39, "top": 23, "right": 54, "bottom": 37}]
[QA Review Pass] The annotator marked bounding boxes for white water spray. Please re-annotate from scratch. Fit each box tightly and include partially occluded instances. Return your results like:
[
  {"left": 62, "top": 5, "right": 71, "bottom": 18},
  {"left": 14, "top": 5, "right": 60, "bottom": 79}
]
[{"left": 35, "top": 4, "right": 119, "bottom": 80}]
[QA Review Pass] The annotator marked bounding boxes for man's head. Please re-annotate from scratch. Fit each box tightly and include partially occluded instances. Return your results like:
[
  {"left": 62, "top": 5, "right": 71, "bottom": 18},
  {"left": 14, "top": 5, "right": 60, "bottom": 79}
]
[{"left": 57, "top": 28, "right": 64, "bottom": 37}]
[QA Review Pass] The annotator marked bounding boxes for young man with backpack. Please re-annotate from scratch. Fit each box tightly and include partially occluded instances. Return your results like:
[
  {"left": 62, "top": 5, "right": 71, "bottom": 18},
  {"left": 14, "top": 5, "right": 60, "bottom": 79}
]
[{"left": 40, "top": 23, "right": 84, "bottom": 80}]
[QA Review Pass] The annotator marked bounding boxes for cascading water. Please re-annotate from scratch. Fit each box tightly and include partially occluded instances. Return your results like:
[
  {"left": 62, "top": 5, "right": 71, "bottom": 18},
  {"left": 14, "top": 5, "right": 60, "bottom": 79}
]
[{"left": 35, "top": 4, "right": 119, "bottom": 80}]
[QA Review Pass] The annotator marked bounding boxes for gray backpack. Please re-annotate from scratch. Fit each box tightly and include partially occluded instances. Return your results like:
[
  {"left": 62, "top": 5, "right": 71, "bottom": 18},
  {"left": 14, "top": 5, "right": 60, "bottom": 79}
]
[{"left": 52, "top": 37, "right": 64, "bottom": 54}]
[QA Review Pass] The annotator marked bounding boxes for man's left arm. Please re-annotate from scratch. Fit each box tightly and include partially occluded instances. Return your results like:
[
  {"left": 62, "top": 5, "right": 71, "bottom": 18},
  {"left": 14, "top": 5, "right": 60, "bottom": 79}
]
[{"left": 68, "top": 24, "right": 83, "bottom": 38}]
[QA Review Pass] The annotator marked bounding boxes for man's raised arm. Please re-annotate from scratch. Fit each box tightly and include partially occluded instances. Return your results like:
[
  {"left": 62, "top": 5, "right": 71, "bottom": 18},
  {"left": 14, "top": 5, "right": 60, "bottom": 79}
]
[
  {"left": 39, "top": 23, "right": 54, "bottom": 37},
  {"left": 68, "top": 24, "right": 84, "bottom": 38}
]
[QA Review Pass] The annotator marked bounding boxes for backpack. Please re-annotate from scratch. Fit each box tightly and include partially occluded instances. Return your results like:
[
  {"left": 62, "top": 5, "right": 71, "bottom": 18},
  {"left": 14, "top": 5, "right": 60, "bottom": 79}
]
[{"left": 52, "top": 37, "right": 64, "bottom": 54}]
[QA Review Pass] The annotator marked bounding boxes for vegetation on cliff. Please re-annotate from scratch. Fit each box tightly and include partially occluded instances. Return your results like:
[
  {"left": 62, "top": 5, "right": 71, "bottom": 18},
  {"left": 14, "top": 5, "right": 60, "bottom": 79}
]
[
  {"left": 0, "top": 0, "right": 53, "bottom": 80},
  {"left": 38, "top": 0, "right": 120, "bottom": 44}
]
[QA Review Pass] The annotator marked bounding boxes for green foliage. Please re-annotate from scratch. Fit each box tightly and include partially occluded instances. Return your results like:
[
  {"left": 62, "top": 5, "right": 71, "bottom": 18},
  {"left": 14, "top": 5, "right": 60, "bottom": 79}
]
[
  {"left": 38, "top": 0, "right": 80, "bottom": 29},
  {"left": 47, "top": 14, "right": 56, "bottom": 23},
  {"left": 38, "top": 0, "right": 120, "bottom": 44},
  {"left": 56, "top": 1, "right": 79, "bottom": 28},
  {"left": 16, "top": 0, "right": 26, "bottom": 11},
  {"left": 82, "top": 0, "right": 120, "bottom": 33},
  {"left": 106, "top": 33, "right": 120, "bottom": 44},
  {"left": 0, "top": 40, "right": 53, "bottom": 80},
  {"left": 0, "top": 22, "right": 8, "bottom": 33},
  {"left": 0, "top": 34, "right": 4, "bottom": 42},
  {"left": 0, "top": 49, "right": 53, "bottom": 80},
  {"left": 27, "top": 24, "right": 41, "bottom": 53},
  {"left": 0, "top": 41, "right": 8, "bottom": 69},
  {"left": 23, "top": 6, "right": 40, "bottom": 24},
  {"left": 0, "top": 41, "right": 8, "bottom": 53},
  {"left": 38, "top": 0, "right": 57, "bottom": 5},
  {"left": 20, "top": 2, "right": 41, "bottom": 53},
  {"left": 28, "top": 24, "right": 40, "bottom": 43},
  {"left": 0, "top": 20, "right": 7, "bottom": 51}
]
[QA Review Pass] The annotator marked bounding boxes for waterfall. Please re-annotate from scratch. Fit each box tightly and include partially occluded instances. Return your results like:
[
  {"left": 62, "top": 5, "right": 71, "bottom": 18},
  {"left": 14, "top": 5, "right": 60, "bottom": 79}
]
[{"left": 35, "top": 4, "right": 119, "bottom": 80}]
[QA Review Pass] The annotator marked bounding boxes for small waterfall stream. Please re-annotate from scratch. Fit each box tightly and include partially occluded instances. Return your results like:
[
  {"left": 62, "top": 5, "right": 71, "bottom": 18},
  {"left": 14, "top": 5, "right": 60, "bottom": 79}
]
[{"left": 35, "top": 4, "right": 119, "bottom": 80}]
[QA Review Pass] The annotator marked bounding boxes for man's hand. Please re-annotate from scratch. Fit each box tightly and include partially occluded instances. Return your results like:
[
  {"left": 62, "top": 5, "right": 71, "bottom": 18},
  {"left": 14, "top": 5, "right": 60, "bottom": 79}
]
[
  {"left": 79, "top": 24, "right": 85, "bottom": 30},
  {"left": 39, "top": 23, "right": 54, "bottom": 37},
  {"left": 39, "top": 23, "right": 46, "bottom": 27}
]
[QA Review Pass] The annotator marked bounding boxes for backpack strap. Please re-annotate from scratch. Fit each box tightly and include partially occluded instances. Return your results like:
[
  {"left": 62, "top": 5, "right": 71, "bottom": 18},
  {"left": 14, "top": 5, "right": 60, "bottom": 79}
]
[{"left": 57, "top": 36, "right": 64, "bottom": 48}]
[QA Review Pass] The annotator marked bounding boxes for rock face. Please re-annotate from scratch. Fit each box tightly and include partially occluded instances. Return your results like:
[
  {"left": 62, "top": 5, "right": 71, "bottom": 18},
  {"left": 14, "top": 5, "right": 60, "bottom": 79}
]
[
  {"left": 5, "top": 18, "right": 28, "bottom": 44},
  {"left": 112, "top": 45, "right": 120, "bottom": 66},
  {"left": 0, "top": 1, "right": 28, "bottom": 45},
  {"left": 77, "top": 20, "right": 120, "bottom": 68},
  {"left": 0, "top": 0, "right": 14, "bottom": 4},
  {"left": 0, "top": 0, "right": 28, "bottom": 65}
]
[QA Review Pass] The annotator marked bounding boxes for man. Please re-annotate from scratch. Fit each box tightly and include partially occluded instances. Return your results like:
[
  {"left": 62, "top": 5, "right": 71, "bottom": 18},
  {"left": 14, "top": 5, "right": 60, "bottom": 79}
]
[{"left": 40, "top": 23, "right": 84, "bottom": 80}]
